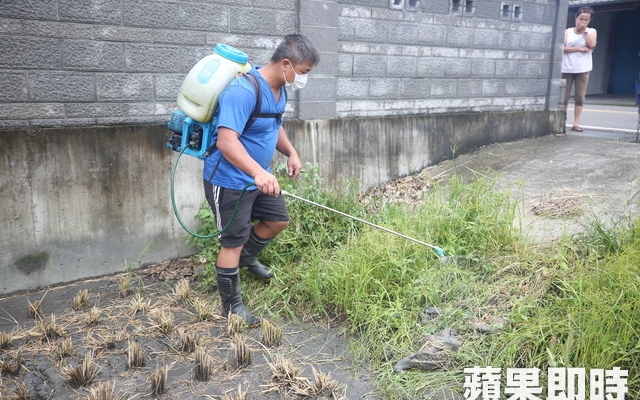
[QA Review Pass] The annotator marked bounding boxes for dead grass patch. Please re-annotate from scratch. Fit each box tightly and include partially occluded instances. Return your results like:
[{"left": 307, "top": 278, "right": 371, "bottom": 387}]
[
  {"left": 193, "top": 346, "right": 213, "bottom": 381},
  {"left": 127, "top": 340, "right": 145, "bottom": 368},
  {"left": 0, "top": 348, "right": 23, "bottom": 376},
  {"left": 62, "top": 352, "right": 99, "bottom": 387},
  {"left": 529, "top": 190, "right": 589, "bottom": 218},
  {"left": 0, "top": 331, "right": 13, "bottom": 349},
  {"left": 261, "top": 319, "right": 283, "bottom": 347},
  {"left": 150, "top": 365, "right": 168, "bottom": 396},
  {"left": 85, "top": 380, "right": 128, "bottom": 400},
  {"left": 73, "top": 289, "right": 90, "bottom": 311}
]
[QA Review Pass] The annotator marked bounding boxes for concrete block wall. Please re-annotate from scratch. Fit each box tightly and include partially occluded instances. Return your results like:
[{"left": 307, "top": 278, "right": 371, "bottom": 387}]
[
  {"left": 0, "top": 0, "right": 299, "bottom": 130},
  {"left": 336, "top": 0, "right": 565, "bottom": 117},
  {"left": 0, "top": 0, "right": 567, "bottom": 130}
]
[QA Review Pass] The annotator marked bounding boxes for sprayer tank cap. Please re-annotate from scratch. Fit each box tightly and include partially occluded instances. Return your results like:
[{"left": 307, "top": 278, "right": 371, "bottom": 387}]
[{"left": 213, "top": 43, "right": 249, "bottom": 64}]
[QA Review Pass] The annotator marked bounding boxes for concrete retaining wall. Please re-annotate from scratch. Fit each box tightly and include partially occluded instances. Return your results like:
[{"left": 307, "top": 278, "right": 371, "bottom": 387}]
[{"left": 1, "top": 110, "right": 563, "bottom": 294}]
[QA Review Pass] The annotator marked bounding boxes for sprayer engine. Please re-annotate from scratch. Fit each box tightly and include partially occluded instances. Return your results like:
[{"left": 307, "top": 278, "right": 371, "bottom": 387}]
[
  {"left": 165, "top": 110, "right": 216, "bottom": 159},
  {"left": 165, "top": 43, "right": 251, "bottom": 160}
]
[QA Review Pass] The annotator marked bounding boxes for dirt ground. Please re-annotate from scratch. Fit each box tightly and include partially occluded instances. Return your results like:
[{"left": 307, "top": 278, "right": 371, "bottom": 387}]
[{"left": 0, "top": 258, "right": 379, "bottom": 400}]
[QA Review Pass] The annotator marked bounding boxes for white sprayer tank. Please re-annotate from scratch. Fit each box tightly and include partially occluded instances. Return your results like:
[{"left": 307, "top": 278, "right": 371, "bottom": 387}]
[{"left": 177, "top": 43, "right": 251, "bottom": 123}]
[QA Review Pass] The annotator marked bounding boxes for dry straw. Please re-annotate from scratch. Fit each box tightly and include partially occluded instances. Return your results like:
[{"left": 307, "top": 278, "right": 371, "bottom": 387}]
[
  {"left": 72, "top": 289, "right": 90, "bottom": 311},
  {"left": 128, "top": 293, "right": 150, "bottom": 315},
  {"left": 177, "top": 328, "right": 198, "bottom": 353},
  {"left": 54, "top": 337, "right": 73, "bottom": 359},
  {"left": 36, "top": 314, "right": 64, "bottom": 341},
  {"left": 150, "top": 365, "right": 169, "bottom": 396},
  {"left": 0, "top": 331, "right": 13, "bottom": 349},
  {"left": 233, "top": 335, "right": 252, "bottom": 367},
  {"left": 11, "top": 381, "right": 30, "bottom": 400},
  {"left": 84, "top": 306, "right": 101, "bottom": 326},
  {"left": 221, "top": 385, "right": 248, "bottom": 400},
  {"left": 127, "top": 340, "right": 145, "bottom": 368},
  {"left": 193, "top": 346, "right": 213, "bottom": 381},
  {"left": 173, "top": 278, "right": 191, "bottom": 303},
  {"left": 0, "top": 348, "right": 22, "bottom": 376},
  {"left": 86, "top": 380, "right": 128, "bottom": 400},
  {"left": 262, "top": 355, "right": 345, "bottom": 399},
  {"left": 27, "top": 299, "right": 42, "bottom": 318},
  {"left": 150, "top": 308, "right": 175, "bottom": 334},
  {"left": 119, "top": 273, "right": 132, "bottom": 298},
  {"left": 192, "top": 297, "right": 219, "bottom": 322},
  {"left": 62, "top": 352, "right": 99, "bottom": 387},
  {"left": 261, "top": 319, "right": 283, "bottom": 347},
  {"left": 226, "top": 313, "right": 245, "bottom": 336}
]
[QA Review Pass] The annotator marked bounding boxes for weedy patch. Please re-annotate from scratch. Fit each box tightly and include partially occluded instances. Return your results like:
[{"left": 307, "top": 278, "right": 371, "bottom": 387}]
[
  {"left": 193, "top": 346, "right": 213, "bottom": 381},
  {"left": 150, "top": 365, "right": 169, "bottom": 397},
  {"left": 85, "top": 380, "right": 128, "bottom": 400},
  {"left": 261, "top": 319, "right": 283, "bottom": 347},
  {"left": 127, "top": 340, "right": 145, "bottom": 368},
  {"left": 62, "top": 352, "right": 99, "bottom": 387},
  {"left": 73, "top": 289, "right": 90, "bottom": 311}
]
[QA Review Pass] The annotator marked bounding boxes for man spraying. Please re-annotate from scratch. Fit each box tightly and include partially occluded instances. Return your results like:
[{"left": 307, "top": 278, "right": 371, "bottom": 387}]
[{"left": 203, "top": 34, "right": 320, "bottom": 327}]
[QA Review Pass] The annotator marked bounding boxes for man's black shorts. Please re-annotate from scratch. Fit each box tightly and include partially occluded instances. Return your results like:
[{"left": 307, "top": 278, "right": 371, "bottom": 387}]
[{"left": 203, "top": 180, "right": 290, "bottom": 248}]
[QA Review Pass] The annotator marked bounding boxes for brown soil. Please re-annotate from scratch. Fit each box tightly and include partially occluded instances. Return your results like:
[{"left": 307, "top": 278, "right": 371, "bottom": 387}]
[{"left": 0, "top": 258, "right": 379, "bottom": 400}]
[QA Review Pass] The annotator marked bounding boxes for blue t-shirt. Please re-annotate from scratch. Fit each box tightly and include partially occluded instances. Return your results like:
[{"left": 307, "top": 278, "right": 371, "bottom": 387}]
[{"left": 203, "top": 67, "right": 286, "bottom": 190}]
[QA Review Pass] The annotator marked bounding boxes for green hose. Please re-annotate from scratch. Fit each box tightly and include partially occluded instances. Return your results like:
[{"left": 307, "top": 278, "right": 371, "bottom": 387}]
[{"left": 170, "top": 145, "right": 255, "bottom": 239}]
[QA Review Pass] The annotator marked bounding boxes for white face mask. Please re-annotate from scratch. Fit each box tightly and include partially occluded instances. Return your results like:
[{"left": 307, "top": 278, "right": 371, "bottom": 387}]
[{"left": 283, "top": 64, "right": 308, "bottom": 90}]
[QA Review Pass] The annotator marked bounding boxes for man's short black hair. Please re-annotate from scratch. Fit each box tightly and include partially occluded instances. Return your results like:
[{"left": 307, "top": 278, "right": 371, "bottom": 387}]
[{"left": 270, "top": 33, "right": 320, "bottom": 66}]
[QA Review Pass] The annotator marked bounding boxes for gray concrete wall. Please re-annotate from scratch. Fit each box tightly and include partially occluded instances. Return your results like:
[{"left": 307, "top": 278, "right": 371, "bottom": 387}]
[
  {"left": 0, "top": 0, "right": 568, "bottom": 128},
  {"left": 1, "top": 110, "right": 564, "bottom": 294},
  {"left": 0, "top": 0, "right": 569, "bottom": 294},
  {"left": 283, "top": 109, "right": 566, "bottom": 190},
  {"left": 336, "top": 0, "right": 566, "bottom": 116}
]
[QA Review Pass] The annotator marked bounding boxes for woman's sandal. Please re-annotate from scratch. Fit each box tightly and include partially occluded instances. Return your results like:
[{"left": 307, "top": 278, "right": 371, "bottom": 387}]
[{"left": 571, "top": 126, "right": 583, "bottom": 132}]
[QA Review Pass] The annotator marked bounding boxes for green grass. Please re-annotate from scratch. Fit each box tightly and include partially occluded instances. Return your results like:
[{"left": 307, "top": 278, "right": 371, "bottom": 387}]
[{"left": 192, "top": 168, "right": 640, "bottom": 399}]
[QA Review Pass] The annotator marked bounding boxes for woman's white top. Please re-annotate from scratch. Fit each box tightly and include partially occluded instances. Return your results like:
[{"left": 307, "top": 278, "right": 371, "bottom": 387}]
[{"left": 561, "top": 27, "right": 595, "bottom": 74}]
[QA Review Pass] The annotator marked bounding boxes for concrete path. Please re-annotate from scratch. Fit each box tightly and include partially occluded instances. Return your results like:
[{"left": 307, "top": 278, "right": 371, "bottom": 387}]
[{"left": 424, "top": 109, "right": 640, "bottom": 243}]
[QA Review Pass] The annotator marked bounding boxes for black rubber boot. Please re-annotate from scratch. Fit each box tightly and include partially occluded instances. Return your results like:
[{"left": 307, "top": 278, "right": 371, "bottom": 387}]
[
  {"left": 239, "top": 229, "right": 274, "bottom": 279},
  {"left": 216, "top": 266, "right": 261, "bottom": 327}
]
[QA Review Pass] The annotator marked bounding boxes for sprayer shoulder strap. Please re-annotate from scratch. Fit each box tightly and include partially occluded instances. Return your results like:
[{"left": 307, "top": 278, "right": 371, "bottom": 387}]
[
  {"left": 241, "top": 72, "right": 284, "bottom": 132},
  {"left": 204, "top": 73, "right": 284, "bottom": 158}
]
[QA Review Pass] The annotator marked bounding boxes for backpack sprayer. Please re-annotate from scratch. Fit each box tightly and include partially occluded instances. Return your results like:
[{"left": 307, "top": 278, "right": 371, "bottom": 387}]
[{"left": 167, "top": 44, "right": 447, "bottom": 259}]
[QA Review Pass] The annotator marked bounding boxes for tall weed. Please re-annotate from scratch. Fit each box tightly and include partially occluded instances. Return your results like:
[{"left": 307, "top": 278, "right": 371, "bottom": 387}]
[{"left": 190, "top": 167, "right": 639, "bottom": 399}]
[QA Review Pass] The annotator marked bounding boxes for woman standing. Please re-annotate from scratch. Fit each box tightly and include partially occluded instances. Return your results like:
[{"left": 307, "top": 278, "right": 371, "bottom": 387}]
[{"left": 562, "top": 7, "right": 597, "bottom": 132}]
